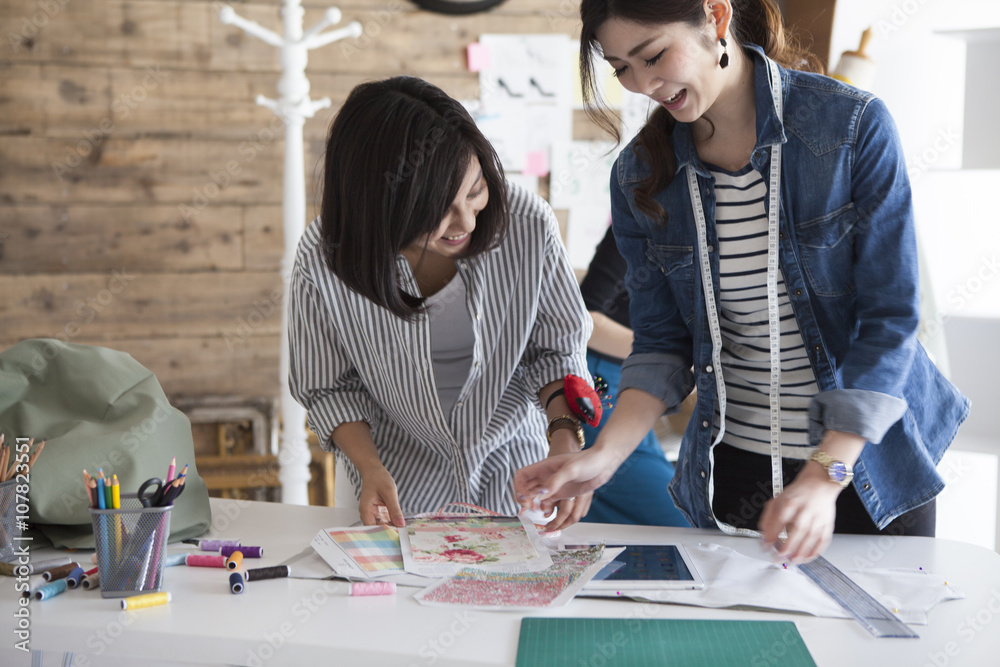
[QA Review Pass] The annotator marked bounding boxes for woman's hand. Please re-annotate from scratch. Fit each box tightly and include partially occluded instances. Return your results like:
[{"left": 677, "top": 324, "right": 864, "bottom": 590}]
[
  {"left": 536, "top": 433, "right": 596, "bottom": 531},
  {"left": 358, "top": 465, "right": 406, "bottom": 527},
  {"left": 515, "top": 446, "right": 622, "bottom": 517},
  {"left": 758, "top": 463, "right": 842, "bottom": 563},
  {"left": 759, "top": 430, "right": 866, "bottom": 563}
]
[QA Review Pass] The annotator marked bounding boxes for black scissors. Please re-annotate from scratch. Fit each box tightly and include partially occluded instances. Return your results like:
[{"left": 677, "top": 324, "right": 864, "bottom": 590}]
[{"left": 137, "top": 477, "right": 168, "bottom": 508}]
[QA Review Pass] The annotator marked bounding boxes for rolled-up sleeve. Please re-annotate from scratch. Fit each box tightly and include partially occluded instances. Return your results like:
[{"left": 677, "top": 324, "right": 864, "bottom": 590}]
[
  {"left": 519, "top": 208, "right": 592, "bottom": 403},
  {"left": 287, "top": 259, "right": 377, "bottom": 450}
]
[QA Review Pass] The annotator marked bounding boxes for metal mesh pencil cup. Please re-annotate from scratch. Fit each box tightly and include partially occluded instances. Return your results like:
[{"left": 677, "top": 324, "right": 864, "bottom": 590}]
[
  {"left": 89, "top": 493, "right": 172, "bottom": 598},
  {"left": 0, "top": 479, "right": 26, "bottom": 562}
]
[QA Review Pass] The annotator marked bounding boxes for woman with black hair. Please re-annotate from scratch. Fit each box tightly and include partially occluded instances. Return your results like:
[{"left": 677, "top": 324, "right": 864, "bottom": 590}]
[
  {"left": 515, "top": 0, "right": 968, "bottom": 562},
  {"left": 289, "top": 76, "right": 593, "bottom": 530}
]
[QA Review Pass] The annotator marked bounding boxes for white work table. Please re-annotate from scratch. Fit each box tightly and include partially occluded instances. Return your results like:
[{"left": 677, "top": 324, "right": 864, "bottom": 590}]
[{"left": 2, "top": 498, "right": 999, "bottom": 666}]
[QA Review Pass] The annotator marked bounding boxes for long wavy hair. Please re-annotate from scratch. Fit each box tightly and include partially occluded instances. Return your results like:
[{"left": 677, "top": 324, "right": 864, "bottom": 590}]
[{"left": 580, "top": 0, "right": 822, "bottom": 224}]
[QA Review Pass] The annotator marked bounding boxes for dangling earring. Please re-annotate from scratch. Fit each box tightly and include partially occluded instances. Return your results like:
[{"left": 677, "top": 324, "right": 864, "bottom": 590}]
[{"left": 719, "top": 37, "right": 730, "bottom": 69}]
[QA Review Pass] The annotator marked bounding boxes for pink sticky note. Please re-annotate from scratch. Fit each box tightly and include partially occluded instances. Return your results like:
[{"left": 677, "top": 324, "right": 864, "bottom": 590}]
[
  {"left": 523, "top": 150, "right": 549, "bottom": 177},
  {"left": 467, "top": 43, "right": 492, "bottom": 72}
]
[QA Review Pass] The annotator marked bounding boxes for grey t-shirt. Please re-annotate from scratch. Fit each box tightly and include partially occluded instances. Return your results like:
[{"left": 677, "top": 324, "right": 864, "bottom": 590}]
[{"left": 426, "top": 272, "right": 475, "bottom": 418}]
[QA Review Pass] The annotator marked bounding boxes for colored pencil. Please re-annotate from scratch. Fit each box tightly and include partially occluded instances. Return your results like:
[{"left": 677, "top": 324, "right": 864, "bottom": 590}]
[{"left": 25, "top": 440, "right": 45, "bottom": 472}]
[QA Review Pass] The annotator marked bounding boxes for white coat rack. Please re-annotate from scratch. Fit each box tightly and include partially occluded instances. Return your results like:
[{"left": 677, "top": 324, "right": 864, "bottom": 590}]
[{"left": 219, "top": 2, "right": 362, "bottom": 505}]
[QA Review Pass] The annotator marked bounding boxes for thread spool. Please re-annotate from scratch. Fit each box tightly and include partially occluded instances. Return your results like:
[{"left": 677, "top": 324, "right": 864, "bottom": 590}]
[
  {"left": 121, "top": 591, "right": 171, "bottom": 610},
  {"left": 185, "top": 554, "right": 226, "bottom": 568},
  {"left": 245, "top": 565, "right": 290, "bottom": 582},
  {"left": 196, "top": 539, "right": 241, "bottom": 552},
  {"left": 832, "top": 27, "right": 876, "bottom": 90},
  {"left": 23, "top": 576, "right": 47, "bottom": 598},
  {"left": 33, "top": 579, "right": 69, "bottom": 601},
  {"left": 229, "top": 571, "right": 246, "bottom": 594},
  {"left": 226, "top": 551, "right": 244, "bottom": 571},
  {"left": 27, "top": 557, "right": 73, "bottom": 575},
  {"left": 348, "top": 581, "right": 396, "bottom": 596},
  {"left": 42, "top": 563, "right": 79, "bottom": 581},
  {"left": 164, "top": 553, "right": 189, "bottom": 567},
  {"left": 82, "top": 573, "right": 101, "bottom": 590},
  {"left": 65, "top": 566, "right": 87, "bottom": 588},
  {"left": 221, "top": 545, "right": 262, "bottom": 558}
]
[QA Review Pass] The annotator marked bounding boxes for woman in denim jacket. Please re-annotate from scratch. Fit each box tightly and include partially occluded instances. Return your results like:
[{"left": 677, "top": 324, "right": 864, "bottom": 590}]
[{"left": 516, "top": 0, "right": 969, "bottom": 563}]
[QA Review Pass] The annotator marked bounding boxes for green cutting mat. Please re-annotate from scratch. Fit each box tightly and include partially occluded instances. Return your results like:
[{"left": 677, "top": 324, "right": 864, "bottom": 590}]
[{"left": 516, "top": 618, "right": 817, "bottom": 667}]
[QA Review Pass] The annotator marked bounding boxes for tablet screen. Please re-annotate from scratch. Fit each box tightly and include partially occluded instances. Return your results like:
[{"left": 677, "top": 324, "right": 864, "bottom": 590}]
[{"left": 597, "top": 545, "right": 695, "bottom": 582}]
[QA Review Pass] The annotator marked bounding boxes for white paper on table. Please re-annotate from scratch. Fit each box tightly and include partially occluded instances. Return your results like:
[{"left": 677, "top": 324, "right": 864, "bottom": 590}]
[
  {"left": 399, "top": 514, "right": 553, "bottom": 578},
  {"left": 282, "top": 545, "right": 435, "bottom": 588},
  {"left": 581, "top": 542, "right": 964, "bottom": 625},
  {"left": 414, "top": 547, "right": 625, "bottom": 611}
]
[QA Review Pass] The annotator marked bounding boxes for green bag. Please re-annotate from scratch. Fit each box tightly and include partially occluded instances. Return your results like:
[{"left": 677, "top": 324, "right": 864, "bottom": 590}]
[{"left": 0, "top": 339, "right": 212, "bottom": 549}]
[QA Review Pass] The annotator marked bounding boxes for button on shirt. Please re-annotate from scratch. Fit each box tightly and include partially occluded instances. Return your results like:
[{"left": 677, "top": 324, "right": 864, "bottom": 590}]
[{"left": 288, "top": 184, "right": 592, "bottom": 515}]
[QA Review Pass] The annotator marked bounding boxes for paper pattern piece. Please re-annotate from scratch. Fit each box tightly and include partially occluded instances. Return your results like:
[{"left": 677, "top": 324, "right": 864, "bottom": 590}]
[
  {"left": 416, "top": 545, "right": 619, "bottom": 610},
  {"left": 311, "top": 526, "right": 404, "bottom": 579},
  {"left": 400, "top": 515, "right": 552, "bottom": 577},
  {"left": 581, "top": 542, "right": 964, "bottom": 624}
]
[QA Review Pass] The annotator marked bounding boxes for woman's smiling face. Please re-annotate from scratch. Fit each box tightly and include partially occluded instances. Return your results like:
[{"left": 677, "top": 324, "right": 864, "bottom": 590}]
[
  {"left": 405, "top": 156, "right": 489, "bottom": 260},
  {"left": 596, "top": 14, "right": 723, "bottom": 124}
]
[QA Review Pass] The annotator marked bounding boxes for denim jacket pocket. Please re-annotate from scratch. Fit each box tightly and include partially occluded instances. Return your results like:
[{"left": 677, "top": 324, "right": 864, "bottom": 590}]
[
  {"left": 645, "top": 242, "right": 696, "bottom": 323},
  {"left": 796, "top": 204, "right": 859, "bottom": 297}
]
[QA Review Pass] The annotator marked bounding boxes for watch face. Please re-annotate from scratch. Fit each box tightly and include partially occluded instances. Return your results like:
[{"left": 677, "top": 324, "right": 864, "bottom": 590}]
[{"left": 829, "top": 461, "right": 849, "bottom": 483}]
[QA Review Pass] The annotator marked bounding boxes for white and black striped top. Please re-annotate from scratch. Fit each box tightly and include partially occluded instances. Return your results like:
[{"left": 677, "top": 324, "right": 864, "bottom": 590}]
[
  {"left": 710, "top": 164, "right": 820, "bottom": 459},
  {"left": 288, "top": 183, "right": 592, "bottom": 514}
]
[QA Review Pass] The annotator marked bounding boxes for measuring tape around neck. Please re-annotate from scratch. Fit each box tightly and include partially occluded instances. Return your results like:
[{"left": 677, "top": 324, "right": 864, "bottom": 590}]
[{"left": 686, "top": 56, "right": 784, "bottom": 537}]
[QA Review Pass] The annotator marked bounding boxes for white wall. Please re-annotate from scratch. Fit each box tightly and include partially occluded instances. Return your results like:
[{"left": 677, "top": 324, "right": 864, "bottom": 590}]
[{"left": 829, "top": 0, "right": 1000, "bottom": 550}]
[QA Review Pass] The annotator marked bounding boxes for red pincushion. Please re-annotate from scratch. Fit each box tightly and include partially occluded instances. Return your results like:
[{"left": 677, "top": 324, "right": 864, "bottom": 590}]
[{"left": 564, "top": 374, "right": 602, "bottom": 427}]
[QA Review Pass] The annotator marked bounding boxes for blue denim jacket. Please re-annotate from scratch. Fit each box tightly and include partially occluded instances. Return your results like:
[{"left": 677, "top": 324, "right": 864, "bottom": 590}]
[{"left": 613, "top": 45, "right": 970, "bottom": 530}]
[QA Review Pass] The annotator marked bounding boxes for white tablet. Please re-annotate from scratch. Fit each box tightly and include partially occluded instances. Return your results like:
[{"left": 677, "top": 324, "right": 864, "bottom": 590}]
[{"left": 584, "top": 544, "right": 705, "bottom": 591}]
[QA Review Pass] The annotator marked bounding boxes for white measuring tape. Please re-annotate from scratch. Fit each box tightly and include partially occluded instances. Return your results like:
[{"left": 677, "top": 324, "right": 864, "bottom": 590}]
[{"left": 686, "top": 56, "right": 784, "bottom": 538}]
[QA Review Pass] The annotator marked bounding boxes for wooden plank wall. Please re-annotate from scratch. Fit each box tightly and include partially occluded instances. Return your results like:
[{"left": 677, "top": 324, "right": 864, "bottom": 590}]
[{"left": 0, "top": 0, "right": 587, "bottom": 400}]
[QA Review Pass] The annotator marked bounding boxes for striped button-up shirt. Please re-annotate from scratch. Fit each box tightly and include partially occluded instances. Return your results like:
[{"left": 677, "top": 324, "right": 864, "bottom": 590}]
[{"left": 288, "top": 184, "right": 592, "bottom": 515}]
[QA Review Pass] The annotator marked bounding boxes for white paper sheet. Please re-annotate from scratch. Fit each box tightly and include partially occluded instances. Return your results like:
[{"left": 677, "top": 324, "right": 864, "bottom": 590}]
[{"left": 581, "top": 542, "right": 964, "bottom": 625}]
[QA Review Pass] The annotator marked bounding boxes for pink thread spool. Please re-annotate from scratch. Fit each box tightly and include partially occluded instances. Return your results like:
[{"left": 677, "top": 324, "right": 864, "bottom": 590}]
[
  {"left": 348, "top": 581, "right": 396, "bottom": 596},
  {"left": 185, "top": 554, "right": 226, "bottom": 568}
]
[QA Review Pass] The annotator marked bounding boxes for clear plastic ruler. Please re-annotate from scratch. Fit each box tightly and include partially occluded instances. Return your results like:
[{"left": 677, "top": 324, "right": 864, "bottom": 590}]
[{"left": 798, "top": 555, "right": 919, "bottom": 638}]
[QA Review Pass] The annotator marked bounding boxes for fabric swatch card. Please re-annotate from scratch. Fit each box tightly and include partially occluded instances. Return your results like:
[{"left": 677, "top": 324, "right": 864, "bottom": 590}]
[
  {"left": 311, "top": 525, "right": 404, "bottom": 579},
  {"left": 399, "top": 514, "right": 552, "bottom": 577},
  {"left": 415, "top": 545, "right": 621, "bottom": 610}
]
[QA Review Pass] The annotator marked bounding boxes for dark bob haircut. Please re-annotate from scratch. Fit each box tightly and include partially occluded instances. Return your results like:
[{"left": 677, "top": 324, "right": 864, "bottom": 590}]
[{"left": 319, "top": 76, "right": 509, "bottom": 319}]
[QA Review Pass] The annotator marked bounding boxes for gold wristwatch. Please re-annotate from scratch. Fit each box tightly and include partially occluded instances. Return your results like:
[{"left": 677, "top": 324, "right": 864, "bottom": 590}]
[
  {"left": 546, "top": 415, "right": 584, "bottom": 449},
  {"left": 809, "top": 450, "right": 854, "bottom": 488}
]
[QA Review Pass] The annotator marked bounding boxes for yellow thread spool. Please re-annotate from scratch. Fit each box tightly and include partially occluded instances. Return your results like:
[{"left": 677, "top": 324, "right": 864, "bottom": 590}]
[
  {"left": 121, "top": 591, "right": 171, "bottom": 610},
  {"left": 226, "top": 551, "right": 244, "bottom": 571}
]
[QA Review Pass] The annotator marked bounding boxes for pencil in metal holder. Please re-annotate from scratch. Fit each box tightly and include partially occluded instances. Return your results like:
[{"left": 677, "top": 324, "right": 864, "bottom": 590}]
[
  {"left": 0, "top": 479, "right": 26, "bottom": 563},
  {"left": 89, "top": 494, "right": 172, "bottom": 598}
]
